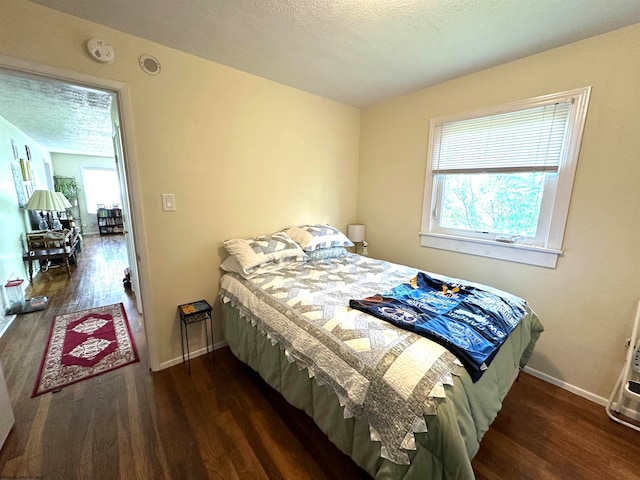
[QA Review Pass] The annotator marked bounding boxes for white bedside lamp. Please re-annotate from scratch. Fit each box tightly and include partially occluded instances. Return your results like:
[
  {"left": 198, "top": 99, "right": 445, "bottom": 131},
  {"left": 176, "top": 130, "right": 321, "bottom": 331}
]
[{"left": 347, "top": 224, "right": 367, "bottom": 255}]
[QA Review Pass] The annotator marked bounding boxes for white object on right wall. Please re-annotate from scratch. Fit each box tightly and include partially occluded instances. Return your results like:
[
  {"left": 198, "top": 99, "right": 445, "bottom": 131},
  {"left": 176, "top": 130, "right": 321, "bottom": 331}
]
[
  {"left": 606, "top": 299, "right": 640, "bottom": 431},
  {"left": 161, "top": 193, "right": 176, "bottom": 212}
]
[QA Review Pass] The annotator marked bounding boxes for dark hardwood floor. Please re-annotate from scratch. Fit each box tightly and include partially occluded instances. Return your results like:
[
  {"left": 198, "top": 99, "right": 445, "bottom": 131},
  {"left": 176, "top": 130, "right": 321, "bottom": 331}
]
[{"left": 1, "top": 235, "right": 639, "bottom": 479}]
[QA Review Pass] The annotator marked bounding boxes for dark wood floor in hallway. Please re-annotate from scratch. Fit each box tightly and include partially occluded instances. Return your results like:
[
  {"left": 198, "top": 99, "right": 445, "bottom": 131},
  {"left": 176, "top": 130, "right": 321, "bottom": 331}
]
[{"left": 1, "top": 234, "right": 639, "bottom": 479}]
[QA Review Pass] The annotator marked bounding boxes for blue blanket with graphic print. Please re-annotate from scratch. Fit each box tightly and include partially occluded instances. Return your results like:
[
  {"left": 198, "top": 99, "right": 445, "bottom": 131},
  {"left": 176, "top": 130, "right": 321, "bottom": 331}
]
[{"left": 349, "top": 272, "right": 526, "bottom": 381}]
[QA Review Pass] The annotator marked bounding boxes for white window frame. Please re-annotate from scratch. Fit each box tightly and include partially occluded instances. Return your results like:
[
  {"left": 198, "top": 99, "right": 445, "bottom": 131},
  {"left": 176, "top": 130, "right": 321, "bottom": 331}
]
[{"left": 419, "top": 87, "right": 591, "bottom": 268}]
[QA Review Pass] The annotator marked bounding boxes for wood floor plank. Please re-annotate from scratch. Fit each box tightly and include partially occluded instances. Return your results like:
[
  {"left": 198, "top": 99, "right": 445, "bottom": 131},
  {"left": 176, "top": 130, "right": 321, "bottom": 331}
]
[
  {"left": 1, "top": 235, "right": 639, "bottom": 479},
  {"left": 473, "top": 427, "right": 559, "bottom": 480},
  {"left": 170, "top": 365, "right": 233, "bottom": 480},
  {"left": 473, "top": 373, "right": 640, "bottom": 479},
  {"left": 216, "top": 409, "right": 267, "bottom": 480}
]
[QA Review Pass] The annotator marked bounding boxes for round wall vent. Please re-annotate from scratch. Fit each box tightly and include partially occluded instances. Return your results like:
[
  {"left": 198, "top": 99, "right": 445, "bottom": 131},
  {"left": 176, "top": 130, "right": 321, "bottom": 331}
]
[{"left": 139, "top": 55, "right": 161, "bottom": 75}]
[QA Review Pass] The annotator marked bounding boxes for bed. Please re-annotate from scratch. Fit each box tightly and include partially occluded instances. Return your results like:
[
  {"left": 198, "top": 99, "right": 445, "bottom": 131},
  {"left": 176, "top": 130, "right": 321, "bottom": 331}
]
[{"left": 218, "top": 226, "right": 544, "bottom": 480}]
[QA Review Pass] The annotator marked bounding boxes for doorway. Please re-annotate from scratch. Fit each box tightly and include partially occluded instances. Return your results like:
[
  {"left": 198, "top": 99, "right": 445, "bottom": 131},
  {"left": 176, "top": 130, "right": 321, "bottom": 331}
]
[{"left": 0, "top": 56, "right": 154, "bottom": 369}]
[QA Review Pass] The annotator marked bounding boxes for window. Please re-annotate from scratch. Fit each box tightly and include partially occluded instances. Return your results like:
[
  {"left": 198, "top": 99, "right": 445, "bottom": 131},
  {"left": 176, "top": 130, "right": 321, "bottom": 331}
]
[
  {"left": 82, "top": 167, "right": 121, "bottom": 214},
  {"left": 420, "top": 87, "right": 590, "bottom": 268}
]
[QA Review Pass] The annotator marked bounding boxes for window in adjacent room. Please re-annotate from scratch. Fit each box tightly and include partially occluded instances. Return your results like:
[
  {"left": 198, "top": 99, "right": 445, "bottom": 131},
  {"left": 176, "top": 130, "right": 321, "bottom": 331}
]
[
  {"left": 82, "top": 167, "right": 121, "bottom": 214},
  {"left": 420, "top": 87, "right": 590, "bottom": 268}
]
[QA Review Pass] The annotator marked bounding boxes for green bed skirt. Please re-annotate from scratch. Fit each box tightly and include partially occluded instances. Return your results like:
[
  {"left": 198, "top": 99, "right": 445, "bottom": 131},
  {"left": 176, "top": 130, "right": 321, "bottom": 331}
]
[{"left": 222, "top": 302, "right": 543, "bottom": 480}]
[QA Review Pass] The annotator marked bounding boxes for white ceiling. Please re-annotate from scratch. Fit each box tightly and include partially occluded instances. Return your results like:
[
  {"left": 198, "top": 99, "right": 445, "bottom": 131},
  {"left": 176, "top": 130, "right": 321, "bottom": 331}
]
[
  {"left": 29, "top": 0, "right": 640, "bottom": 107},
  {"left": 0, "top": 70, "right": 115, "bottom": 157},
  {"left": 3, "top": 1, "right": 640, "bottom": 156}
]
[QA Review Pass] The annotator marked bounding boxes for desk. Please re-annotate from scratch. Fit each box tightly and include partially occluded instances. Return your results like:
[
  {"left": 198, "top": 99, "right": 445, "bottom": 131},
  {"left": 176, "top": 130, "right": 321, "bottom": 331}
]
[{"left": 22, "top": 237, "right": 80, "bottom": 282}]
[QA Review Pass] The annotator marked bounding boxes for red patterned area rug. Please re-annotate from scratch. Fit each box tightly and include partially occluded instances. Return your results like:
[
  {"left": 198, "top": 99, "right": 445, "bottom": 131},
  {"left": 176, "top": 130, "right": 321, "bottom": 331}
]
[{"left": 32, "top": 303, "right": 139, "bottom": 397}]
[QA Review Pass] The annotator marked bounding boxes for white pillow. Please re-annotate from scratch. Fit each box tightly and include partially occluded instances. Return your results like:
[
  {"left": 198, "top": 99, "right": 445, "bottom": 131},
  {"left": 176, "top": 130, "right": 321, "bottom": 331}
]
[
  {"left": 285, "top": 224, "right": 353, "bottom": 252},
  {"left": 220, "top": 256, "right": 288, "bottom": 279},
  {"left": 220, "top": 256, "right": 249, "bottom": 277},
  {"left": 223, "top": 231, "right": 307, "bottom": 275}
]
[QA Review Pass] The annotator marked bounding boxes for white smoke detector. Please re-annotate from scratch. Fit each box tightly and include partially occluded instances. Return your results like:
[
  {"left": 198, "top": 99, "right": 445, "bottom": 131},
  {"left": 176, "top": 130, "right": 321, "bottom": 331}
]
[{"left": 86, "top": 38, "right": 115, "bottom": 64}]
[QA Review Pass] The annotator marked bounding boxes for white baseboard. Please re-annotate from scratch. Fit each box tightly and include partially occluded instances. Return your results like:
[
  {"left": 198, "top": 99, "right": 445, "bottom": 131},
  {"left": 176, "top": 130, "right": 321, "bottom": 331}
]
[
  {"left": 523, "top": 366, "right": 609, "bottom": 405},
  {"left": 158, "top": 340, "right": 228, "bottom": 371},
  {"left": 524, "top": 366, "right": 640, "bottom": 421},
  {"left": 0, "top": 314, "right": 16, "bottom": 338}
]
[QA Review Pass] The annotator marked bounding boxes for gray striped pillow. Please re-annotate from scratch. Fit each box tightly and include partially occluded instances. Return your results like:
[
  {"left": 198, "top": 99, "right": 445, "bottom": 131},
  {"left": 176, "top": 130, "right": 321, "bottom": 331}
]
[
  {"left": 224, "top": 231, "right": 307, "bottom": 274},
  {"left": 285, "top": 224, "right": 353, "bottom": 252}
]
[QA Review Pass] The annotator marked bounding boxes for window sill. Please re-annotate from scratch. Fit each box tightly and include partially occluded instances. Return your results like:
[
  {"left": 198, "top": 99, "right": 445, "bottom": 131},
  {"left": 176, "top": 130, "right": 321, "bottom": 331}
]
[{"left": 419, "top": 232, "right": 562, "bottom": 268}]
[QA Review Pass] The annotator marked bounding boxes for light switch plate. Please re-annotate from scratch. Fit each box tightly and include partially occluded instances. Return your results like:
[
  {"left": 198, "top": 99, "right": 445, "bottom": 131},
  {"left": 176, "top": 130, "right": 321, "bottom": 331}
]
[{"left": 161, "top": 193, "right": 176, "bottom": 212}]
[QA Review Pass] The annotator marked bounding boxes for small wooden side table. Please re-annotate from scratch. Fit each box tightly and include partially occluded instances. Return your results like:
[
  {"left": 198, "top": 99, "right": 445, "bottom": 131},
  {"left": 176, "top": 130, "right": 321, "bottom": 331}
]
[
  {"left": 178, "top": 300, "right": 214, "bottom": 374},
  {"left": 22, "top": 247, "right": 73, "bottom": 281}
]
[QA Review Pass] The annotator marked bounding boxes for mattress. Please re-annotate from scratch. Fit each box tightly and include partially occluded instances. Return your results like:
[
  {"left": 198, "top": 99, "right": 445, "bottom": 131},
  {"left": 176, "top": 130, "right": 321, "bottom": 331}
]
[{"left": 219, "top": 253, "right": 543, "bottom": 479}]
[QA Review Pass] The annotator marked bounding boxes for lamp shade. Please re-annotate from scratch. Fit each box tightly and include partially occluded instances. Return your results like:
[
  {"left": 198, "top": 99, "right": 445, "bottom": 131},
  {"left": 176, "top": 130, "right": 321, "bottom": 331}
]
[
  {"left": 347, "top": 224, "right": 365, "bottom": 243},
  {"left": 24, "top": 189, "right": 71, "bottom": 211},
  {"left": 54, "top": 191, "right": 72, "bottom": 209}
]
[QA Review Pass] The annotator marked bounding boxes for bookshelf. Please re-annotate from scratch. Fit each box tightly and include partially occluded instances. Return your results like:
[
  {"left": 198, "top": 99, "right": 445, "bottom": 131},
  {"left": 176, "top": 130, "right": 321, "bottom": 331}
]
[{"left": 97, "top": 207, "right": 124, "bottom": 235}]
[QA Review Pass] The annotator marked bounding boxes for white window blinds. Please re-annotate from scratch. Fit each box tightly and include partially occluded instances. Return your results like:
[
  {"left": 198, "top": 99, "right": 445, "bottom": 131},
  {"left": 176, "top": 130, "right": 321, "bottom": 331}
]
[{"left": 432, "top": 100, "right": 573, "bottom": 174}]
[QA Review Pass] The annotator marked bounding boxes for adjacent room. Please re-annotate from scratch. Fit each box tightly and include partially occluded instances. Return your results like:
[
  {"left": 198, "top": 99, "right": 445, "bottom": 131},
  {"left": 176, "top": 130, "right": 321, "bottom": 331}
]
[{"left": 1, "top": 1, "right": 639, "bottom": 479}]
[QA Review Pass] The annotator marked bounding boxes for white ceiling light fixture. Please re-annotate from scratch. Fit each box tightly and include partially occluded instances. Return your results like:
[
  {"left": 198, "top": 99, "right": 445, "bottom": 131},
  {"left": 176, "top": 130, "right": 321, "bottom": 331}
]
[
  {"left": 139, "top": 55, "right": 161, "bottom": 75},
  {"left": 86, "top": 38, "right": 115, "bottom": 64}
]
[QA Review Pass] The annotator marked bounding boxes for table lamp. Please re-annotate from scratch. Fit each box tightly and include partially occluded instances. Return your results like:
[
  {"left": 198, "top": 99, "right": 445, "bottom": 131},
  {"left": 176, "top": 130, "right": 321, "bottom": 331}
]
[
  {"left": 347, "top": 224, "right": 366, "bottom": 255},
  {"left": 24, "top": 190, "right": 72, "bottom": 230}
]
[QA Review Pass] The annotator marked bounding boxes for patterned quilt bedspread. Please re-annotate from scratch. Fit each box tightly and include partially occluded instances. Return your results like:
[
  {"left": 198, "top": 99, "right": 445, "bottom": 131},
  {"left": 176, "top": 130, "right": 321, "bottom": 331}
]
[{"left": 219, "top": 253, "right": 533, "bottom": 465}]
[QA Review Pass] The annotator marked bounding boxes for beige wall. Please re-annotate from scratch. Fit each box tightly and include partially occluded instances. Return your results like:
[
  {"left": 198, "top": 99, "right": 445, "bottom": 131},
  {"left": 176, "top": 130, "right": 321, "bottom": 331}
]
[
  {"left": 1, "top": 1, "right": 360, "bottom": 366},
  {"left": 359, "top": 24, "right": 640, "bottom": 399}
]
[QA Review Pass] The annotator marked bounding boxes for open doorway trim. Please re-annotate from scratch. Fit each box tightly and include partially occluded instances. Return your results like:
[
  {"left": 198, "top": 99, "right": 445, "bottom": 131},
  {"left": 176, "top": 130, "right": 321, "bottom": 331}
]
[{"left": 0, "top": 54, "right": 159, "bottom": 371}]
